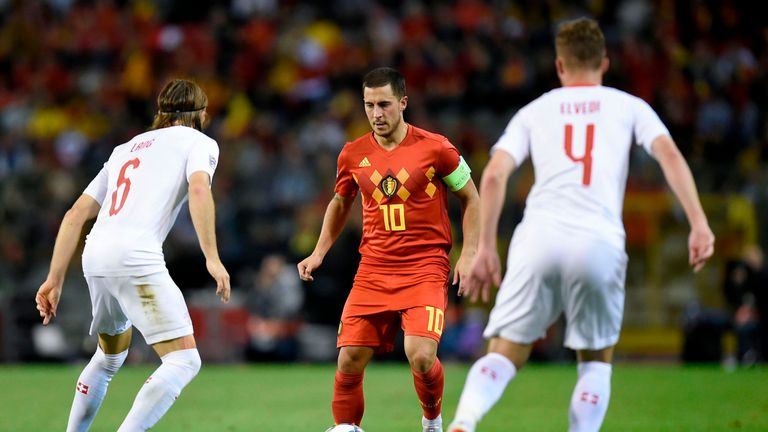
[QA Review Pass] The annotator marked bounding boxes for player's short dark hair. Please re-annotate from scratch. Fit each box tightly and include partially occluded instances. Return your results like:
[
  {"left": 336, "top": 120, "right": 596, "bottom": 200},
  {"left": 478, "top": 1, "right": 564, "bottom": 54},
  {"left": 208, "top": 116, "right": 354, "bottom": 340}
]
[
  {"left": 555, "top": 17, "right": 606, "bottom": 70},
  {"left": 362, "top": 67, "right": 406, "bottom": 99},
  {"left": 150, "top": 79, "right": 208, "bottom": 131}
]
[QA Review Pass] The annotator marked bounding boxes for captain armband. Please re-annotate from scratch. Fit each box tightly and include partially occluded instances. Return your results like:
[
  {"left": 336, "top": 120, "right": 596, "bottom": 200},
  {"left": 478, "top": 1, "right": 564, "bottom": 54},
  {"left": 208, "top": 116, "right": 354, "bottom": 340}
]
[{"left": 442, "top": 156, "right": 472, "bottom": 192}]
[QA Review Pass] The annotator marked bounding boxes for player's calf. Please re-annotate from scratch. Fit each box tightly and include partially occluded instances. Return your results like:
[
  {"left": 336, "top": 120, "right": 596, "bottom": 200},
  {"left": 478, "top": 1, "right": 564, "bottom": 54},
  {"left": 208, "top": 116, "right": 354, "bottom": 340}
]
[
  {"left": 118, "top": 348, "right": 201, "bottom": 431},
  {"left": 67, "top": 347, "right": 128, "bottom": 432}
]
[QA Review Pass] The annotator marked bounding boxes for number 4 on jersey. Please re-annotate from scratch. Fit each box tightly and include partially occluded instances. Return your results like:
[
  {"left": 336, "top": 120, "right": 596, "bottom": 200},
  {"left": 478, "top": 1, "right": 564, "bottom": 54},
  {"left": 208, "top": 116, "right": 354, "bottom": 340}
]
[
  {"left": 109, "top": 158, "right": 141, "bottom": 216},
  {"left": 564, "top": 123, "right": 594, "bottom": 186}
]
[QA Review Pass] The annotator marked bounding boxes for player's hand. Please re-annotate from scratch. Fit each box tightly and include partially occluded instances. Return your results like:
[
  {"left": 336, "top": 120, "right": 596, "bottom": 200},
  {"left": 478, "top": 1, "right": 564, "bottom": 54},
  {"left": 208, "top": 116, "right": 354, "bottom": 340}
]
[
  {"left": 689, "top": 224, "right": 715, "bottom": 273},
  {"left": 453, "top": 249, "right": 475, "bottom": 289},
  {"left": 297, "top": 254, "right": 322, "bottom": 282},
  {"left": 36, "top": 279, "right": 63, "bottom": 326},
  {"left": 460, "top": 247, "right": 501, "bottom": 303},
  {"left": 207, "top": 259, "right": 231, "bottom": 303}
]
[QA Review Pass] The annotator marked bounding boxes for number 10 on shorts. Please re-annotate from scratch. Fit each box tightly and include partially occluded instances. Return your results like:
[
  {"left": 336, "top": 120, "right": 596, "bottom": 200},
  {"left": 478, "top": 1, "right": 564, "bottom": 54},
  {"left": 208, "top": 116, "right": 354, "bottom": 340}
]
[{"left": 425, "top": 306, "right": 444, "bottom": 335}]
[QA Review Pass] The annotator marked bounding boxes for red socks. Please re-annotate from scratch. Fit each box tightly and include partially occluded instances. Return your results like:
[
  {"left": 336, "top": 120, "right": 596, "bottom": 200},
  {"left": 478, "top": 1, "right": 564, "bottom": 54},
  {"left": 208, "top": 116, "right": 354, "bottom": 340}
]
[
  {"left": 332, "top": 359, "right": 444, "bottom": 425},
  {"left": 412, "top": 358, "right": 444, "bottom": 420},
  {"left": 332, "top": 370, "right": 365, "bottom": 426}
]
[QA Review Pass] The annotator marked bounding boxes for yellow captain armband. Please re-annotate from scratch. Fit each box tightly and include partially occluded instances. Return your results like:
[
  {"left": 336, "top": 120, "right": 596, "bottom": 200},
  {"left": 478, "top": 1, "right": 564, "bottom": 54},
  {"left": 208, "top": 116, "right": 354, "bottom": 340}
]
[{"left": 442, "top": 156, "right": 471, "bottom": 191}]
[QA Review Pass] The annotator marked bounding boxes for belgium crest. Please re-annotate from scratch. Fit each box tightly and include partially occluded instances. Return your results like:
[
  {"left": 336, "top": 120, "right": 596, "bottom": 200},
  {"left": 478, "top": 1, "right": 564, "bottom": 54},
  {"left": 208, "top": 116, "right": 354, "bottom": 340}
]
[{"left": 381, "top": 175, "right": 399, "bottom": 198}]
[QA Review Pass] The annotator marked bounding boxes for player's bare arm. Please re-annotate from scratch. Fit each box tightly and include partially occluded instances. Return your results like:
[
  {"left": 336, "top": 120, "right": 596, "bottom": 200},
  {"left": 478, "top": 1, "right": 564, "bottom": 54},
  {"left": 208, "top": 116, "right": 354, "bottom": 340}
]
[
  {"left": 188, "top": 170, "right": 231, "bottom": 303},
  {"left": 465, "top": 150, "right": 518, "bottom": 303},
  {"left": 651, "top": 135, "right": 715, "bottom": 272},
  {"left": 298, "top": 193, "right": 355, "bottom": 282},
  {"left": 36, "top": 194, "right": 100, "bottom": 325},
  {"left": 450, "top": 178, "right": 480, "bottom": 291}
]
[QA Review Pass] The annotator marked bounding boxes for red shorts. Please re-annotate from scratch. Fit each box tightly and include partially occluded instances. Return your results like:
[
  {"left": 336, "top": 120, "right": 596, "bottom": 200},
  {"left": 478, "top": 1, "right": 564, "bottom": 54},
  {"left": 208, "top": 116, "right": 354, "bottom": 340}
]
[{"left": 337, "top": 266, "right": 449, "bottom": 353}]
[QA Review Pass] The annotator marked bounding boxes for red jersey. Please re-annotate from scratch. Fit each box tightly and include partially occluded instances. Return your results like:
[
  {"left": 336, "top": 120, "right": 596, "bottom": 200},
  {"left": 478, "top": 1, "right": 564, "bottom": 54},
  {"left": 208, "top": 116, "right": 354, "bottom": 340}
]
[{"left": 335, "top": 124, "right": 462, "bottom": 274}]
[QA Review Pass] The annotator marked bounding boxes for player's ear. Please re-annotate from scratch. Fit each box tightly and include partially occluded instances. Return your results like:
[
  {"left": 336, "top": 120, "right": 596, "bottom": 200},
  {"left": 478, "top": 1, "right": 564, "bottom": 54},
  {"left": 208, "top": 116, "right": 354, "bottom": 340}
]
[
  {"left": 600, "top": 56, "right": 609, "bottom": 74},
  {"left": 400, "top": 95, "right": 408, "bottom": 112},
  {"left": 555, "top": 57, "right": 566, "bottom": 77}
]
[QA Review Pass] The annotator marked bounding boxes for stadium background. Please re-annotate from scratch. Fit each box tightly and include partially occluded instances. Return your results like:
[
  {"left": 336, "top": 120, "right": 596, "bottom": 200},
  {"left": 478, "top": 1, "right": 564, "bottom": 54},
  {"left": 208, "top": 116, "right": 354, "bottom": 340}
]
[{"left": 0, "top": 0, "right": 765, "bottom": 369}]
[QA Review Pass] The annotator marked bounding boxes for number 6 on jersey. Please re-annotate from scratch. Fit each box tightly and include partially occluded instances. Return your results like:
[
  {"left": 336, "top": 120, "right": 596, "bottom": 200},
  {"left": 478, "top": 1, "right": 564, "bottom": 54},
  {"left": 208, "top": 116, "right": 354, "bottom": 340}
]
[{"left": 109, "top": 158, "right": 141, "bottom": 216}]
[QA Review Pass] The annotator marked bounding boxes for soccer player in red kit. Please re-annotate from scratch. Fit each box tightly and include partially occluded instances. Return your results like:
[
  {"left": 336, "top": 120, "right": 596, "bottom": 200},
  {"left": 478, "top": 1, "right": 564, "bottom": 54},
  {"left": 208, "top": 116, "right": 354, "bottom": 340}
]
[{"left": 298, "top": 67, "right": 479, "bottom": 432}]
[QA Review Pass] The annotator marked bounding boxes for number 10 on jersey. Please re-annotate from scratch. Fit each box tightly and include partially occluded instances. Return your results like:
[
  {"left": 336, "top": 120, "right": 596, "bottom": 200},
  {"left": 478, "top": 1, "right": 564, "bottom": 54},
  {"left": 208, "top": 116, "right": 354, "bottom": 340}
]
[{"left": 379, "top": 203, "right": 406, "bottom": 231}]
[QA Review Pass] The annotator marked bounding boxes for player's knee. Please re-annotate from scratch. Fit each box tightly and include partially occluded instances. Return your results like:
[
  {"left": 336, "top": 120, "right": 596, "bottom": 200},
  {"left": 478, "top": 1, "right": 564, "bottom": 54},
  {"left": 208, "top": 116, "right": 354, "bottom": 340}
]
[
  {"left": 577, "top": 347, "right": 613, "bottom": 364},
  {"left": 337, "top": 356, "right": 366, "bottom": 373},
  {"left": 185, "top": 349, "right": 202, "bottom": 376},
  {"left": 163, "top": 348, "right": 202, "bottom": 378},
  {"left": 408, "top": 351, "right": 436, "bottom": 373},
  {"left": 94, "top": 347, "right": 128, "bottom": 375},
  {"left": 337, "top": 348, "right": 372, "bottom": 373}
]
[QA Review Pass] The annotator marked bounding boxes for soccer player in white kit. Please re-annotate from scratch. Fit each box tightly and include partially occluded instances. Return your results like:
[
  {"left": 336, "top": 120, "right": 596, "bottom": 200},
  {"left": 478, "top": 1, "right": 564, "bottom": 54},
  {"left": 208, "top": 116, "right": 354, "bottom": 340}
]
[
  {"left": 35, "top": 79, "right": 231, "bottom": 431},
  {"left": 448, "top": 18, "right": 715, "bottom": 432}
]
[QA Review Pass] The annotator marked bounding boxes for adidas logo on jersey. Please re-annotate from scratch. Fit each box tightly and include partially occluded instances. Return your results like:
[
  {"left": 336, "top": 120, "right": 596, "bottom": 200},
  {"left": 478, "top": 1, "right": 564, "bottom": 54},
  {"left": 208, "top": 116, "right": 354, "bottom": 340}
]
[{"left": 359, "top": 157, "right": 371, "bottom": 167}]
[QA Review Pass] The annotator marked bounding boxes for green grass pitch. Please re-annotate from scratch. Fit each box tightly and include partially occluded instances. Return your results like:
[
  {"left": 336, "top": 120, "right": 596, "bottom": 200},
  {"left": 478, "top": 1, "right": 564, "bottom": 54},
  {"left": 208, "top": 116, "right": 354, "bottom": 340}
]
[{"left": 1, "top": 362, "right": 765, "bottom": 431}]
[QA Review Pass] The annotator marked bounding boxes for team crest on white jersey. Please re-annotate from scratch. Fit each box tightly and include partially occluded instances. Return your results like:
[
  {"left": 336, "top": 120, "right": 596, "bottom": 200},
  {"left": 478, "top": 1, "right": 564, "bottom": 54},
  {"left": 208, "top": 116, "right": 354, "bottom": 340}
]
[{"left": 209, "top": 155, "right": 217, "bottom": 169}]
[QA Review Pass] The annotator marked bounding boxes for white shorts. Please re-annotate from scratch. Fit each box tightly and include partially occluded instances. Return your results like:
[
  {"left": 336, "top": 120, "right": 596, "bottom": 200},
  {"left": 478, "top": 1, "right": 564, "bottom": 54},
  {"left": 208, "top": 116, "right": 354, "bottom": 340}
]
[
  {"left": 86, "top": 271, "right": 193, "bottom": 345},
  {"left": 483, "top": 223, "right": 627, "bottom": 350}
]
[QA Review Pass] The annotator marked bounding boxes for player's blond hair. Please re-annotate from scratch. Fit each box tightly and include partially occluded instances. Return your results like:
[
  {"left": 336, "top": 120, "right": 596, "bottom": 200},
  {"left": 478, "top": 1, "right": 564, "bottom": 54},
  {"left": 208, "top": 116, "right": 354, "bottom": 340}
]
[
  {"left": 150, "top": 79, "right": 208, "bottom": 131},
  {"left": 555, "top": 18, "right": 606, "bottom": 71}
]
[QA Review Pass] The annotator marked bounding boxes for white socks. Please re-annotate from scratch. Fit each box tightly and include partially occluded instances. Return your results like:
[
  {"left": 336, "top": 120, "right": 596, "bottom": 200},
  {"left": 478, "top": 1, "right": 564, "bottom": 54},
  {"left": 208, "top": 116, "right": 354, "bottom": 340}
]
[
  {"left": 67, "top": 347, "right": 128, "bottom": 432},
  {"left": 422, "top": 414, "right": 443, "bottom": 432},
  {"left": 452, "top": 353, "right": 516, "bottom": 429},
  {"left": 568, "top": 361, "right": 612, "bottom": 432},
  {"left": 450, "top": 355, "right": 611, "bottom": 432},
  {"left": 118, "top": 348, "right": 201, "bottom": 431},
  {"left": 65, "top": 347, "right": 201, "bottom": 432}
]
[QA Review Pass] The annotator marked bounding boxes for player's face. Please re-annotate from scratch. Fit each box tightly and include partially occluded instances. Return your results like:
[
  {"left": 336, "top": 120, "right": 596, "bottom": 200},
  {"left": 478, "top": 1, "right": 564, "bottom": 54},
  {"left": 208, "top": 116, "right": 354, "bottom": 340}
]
[{"left": 364, "top": 84, "right": 407, "bottom": 138}]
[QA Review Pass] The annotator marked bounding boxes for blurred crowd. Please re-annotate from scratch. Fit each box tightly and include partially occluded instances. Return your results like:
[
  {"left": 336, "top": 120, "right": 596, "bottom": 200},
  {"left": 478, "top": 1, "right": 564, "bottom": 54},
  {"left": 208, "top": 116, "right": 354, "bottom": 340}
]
[{"left": 0, "top": 0, "right": 767, "bottom": 363}]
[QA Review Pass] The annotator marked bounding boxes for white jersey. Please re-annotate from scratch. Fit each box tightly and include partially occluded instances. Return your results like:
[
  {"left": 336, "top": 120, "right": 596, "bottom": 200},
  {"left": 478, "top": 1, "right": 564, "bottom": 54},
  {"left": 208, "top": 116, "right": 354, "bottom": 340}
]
[
  {"left": 494, "top": 85, "right": 669, "bottom": 249},
  {"left": 82, "top": 125, "right": 219, "bottom": 276}
]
